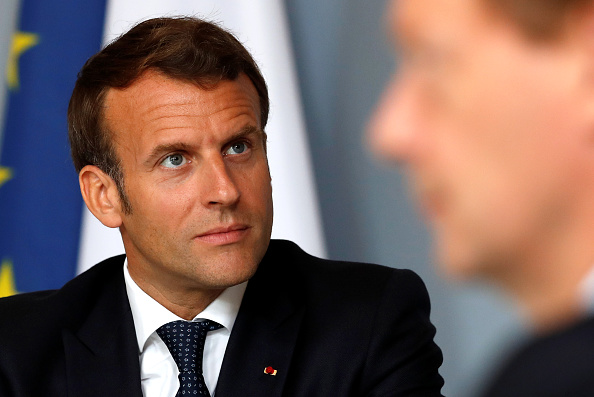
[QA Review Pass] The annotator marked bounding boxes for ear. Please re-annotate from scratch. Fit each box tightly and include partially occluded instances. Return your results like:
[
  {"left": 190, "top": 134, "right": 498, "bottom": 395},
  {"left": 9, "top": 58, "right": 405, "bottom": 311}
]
[
  {"left": 79, "top": 165, "right": 124, "bottom": 228},
  {"left": 568, "top": 4, "right": 594, "bottom": 138}
]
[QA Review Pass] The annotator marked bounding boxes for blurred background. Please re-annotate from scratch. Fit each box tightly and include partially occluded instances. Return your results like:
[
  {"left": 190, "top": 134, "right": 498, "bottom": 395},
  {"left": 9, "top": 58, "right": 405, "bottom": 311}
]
[{"left": 0, "top": 0, "right": 526, "bottom": 395}]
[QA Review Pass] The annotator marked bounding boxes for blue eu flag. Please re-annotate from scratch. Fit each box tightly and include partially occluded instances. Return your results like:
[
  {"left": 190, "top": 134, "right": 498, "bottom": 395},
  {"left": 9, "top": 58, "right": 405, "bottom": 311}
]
[{"left": 0, "top": 0, "right": 107, "bottom": 295}]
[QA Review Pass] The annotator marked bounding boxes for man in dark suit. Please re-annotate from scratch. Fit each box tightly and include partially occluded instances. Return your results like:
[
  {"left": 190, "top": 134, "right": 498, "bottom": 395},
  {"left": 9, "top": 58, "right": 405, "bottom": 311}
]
[
  {"left": 369, "top": 0, "right": 594, "bottom": 395},
  {"left": 0, "top": 17, "right": 444, "bottom": 396}
]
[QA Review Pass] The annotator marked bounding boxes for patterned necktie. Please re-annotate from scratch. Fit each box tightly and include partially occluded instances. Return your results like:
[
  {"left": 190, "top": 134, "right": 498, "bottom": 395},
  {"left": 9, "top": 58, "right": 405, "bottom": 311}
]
[{"left": 157, "top": 320, "right": 222, "bottom": 397}]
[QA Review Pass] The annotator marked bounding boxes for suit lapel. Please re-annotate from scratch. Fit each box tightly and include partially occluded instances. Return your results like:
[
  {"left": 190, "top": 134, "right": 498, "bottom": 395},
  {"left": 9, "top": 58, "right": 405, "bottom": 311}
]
[
  {"left": 216, "top": 243, "right": 305, "bottom": 397},
  {"left": 58, "top": 242, "right": 305, "bottom": 397},
  {"left": 61, "top": 259, "right": 143, "bottom": 397}
]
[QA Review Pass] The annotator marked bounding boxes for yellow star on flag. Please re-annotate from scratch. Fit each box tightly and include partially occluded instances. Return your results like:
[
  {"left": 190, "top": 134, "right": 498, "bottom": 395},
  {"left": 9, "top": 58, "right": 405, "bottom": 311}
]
[
  {"left": 0, "top": 166, "right": 13, "bottom": 188},
  {"left": 0, "top": 259, "right": 18, "bottom": 298},
  {"left": 6, "top": 31, "right": 39, "bottom": 90}
]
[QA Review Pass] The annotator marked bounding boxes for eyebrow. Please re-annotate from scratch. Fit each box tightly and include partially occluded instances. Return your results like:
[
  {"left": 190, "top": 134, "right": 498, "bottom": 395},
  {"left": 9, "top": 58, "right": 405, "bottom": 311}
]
[
  {"left": 224, "top": 125, "right": 265, "bottom": 146},
  {"left": 143, "top": 142, "right": 194, "bottom": 167}
]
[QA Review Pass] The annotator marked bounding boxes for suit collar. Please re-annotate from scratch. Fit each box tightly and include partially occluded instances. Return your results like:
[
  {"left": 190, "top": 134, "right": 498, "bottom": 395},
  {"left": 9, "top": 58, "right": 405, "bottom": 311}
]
[{"left": 60, "top": 256, "right": 143, "bottom": 397}]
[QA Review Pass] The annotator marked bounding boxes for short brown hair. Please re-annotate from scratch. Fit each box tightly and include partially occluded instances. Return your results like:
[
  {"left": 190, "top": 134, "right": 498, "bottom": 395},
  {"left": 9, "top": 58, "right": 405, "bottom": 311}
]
[
  {"left": 483, "top": 0, "right": 591, "bottom": 40},
  {"left": 68, "top": 17, "right": 269, "bottom": 212}
]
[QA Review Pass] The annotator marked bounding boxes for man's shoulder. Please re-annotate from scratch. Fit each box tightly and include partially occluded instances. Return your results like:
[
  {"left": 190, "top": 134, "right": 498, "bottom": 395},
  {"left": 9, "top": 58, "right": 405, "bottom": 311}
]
[
  {"left": 482, "top": 315, "right": 594, "bottom": 397},
  {"left": 522, "top": 315, "right": 594, "bottom": 356},
  {"left": 266, "top": 238, "right": 422, "bottom": 277},
  {"left": 262, "top": 239, "right": 428, "bottom": 303},
  {"left": 221, "top": 240, "right": 443, "bottom": 396},
  {"left": 0, "top": 254, "right": 126, "bottom": 326}
]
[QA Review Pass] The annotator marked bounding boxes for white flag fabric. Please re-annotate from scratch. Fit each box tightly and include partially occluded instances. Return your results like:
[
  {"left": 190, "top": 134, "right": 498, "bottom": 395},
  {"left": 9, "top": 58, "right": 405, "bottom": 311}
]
[{"left": 77, "top": 0, "right": 326, "bottom": 273}]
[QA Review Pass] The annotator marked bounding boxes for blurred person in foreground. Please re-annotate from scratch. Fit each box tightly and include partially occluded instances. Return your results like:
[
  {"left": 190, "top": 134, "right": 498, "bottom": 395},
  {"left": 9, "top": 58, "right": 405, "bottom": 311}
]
[
  {"left": 370, "top": 0, "right": 594, "bottom": 396},
  {"left": 0, "top": 16, "right": 444, "bottom": 396}
]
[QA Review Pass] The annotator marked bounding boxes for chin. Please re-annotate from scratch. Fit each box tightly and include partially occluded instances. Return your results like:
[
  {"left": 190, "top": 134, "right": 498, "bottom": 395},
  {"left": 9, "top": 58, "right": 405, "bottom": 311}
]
[
  {"left": 206, "top": 259, "right": 260, "bottom": 288},
  {"left": 434, "top": 238, "right": 483, "bottom": 282}
]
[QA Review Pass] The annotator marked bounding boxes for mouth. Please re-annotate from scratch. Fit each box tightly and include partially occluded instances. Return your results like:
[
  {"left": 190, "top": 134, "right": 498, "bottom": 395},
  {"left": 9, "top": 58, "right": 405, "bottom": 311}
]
[{"left": 195, "top": 224, "right": 250, "bottom": 245}]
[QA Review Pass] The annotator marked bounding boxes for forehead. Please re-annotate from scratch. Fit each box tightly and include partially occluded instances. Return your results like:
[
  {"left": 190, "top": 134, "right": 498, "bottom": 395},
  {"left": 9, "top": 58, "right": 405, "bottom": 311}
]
[
  {"left": 107, "top": 71, "right": 258, "bottom": 114},
  {"left": 102, "top": 71, "right": 261, "bottom": 138}
]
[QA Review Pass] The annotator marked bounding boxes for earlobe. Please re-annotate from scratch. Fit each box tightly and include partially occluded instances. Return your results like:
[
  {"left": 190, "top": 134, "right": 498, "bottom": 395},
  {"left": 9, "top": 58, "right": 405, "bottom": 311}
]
[{"left": 79, "top": 165, "right": 123, "bottom": 228}]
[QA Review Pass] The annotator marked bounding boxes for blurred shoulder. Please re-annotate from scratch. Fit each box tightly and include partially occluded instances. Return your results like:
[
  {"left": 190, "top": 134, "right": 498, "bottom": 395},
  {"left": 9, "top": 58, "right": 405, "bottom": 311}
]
[{"left": 481, "top": 316, "right": 594, "bottom": 397}]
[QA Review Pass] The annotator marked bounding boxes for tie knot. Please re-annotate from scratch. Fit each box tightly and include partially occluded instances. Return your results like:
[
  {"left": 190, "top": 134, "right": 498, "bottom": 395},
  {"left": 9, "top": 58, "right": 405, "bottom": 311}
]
[{"left": 156, "top": 320, "right": 222, "bottom": 374}]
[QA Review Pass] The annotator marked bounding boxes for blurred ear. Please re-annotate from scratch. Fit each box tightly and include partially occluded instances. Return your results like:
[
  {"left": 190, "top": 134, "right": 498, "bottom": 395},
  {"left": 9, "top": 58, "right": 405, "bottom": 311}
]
[
  {"left": 79, "top": 165, "right": 123, "bottom": 228},
  {"left": 574, "top": 4, "right": 594, "bottom": 76},
  {"left": 570, "top": 3, "right": 594, "bottom": 136}
]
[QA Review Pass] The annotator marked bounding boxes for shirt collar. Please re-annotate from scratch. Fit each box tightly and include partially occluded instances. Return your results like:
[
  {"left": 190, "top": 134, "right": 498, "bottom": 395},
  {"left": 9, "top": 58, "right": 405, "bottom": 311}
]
[{"left": 123, "top": 258, "right": 247, "bottom": 353}]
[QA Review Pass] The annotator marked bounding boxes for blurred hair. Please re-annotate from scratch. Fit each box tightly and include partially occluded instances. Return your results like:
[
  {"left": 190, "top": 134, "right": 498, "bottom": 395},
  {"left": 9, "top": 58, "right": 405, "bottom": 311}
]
[
  {"left": 484, "top": 0, "right": 591, "bottom": 40},
  {"left": 68, "top": 17, "right": 269, "bottom": 213}
]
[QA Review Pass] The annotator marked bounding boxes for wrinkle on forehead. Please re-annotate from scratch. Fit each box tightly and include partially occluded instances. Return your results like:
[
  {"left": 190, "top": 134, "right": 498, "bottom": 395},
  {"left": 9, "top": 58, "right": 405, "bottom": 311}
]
[
  {"left": 104, "top": 71, "right": 259, "bottom": 138},
  {"left": 106, "top": 71, "right": 257, "bottom": 121}
]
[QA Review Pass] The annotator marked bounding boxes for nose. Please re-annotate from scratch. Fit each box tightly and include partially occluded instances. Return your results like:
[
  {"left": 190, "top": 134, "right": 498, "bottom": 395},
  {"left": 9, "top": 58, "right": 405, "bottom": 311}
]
[
  {"left": 201, "top": 156, "right": 241, "bottom": 207},
  {"left": 368, "top": 74, "right": 419, "bottom": 163}
]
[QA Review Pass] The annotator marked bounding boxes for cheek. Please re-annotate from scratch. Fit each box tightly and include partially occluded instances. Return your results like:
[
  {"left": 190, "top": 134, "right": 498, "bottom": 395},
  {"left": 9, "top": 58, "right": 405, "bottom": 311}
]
[
  {"left": 236, "top": 161, "right": 272, "bottom": 202},
  {"left": 127, "top": 177, "right": 196, "bottom": 227},
  {"left": 250, "top": 177, "right": 273, "bottom": 217}
]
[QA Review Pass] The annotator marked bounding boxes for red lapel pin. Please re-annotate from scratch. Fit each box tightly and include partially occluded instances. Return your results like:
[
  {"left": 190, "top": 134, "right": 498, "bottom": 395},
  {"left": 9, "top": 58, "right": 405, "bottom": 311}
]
[{"left": 264, "top": 366, "right": 278, "bottom": 376}]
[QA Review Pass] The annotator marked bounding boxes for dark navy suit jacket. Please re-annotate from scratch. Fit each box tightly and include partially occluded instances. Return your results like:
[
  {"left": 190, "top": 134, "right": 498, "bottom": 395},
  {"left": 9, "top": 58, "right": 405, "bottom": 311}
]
[
  {"left": 0, "top": 239, "right": 444, "bottom": 396},
  {"left": 481, "top": 315, "right": 594, "bottom": 397}
]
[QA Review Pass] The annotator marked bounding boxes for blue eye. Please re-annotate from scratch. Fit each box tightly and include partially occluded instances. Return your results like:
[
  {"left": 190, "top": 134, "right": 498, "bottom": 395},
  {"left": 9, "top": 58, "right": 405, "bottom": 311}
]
[
  {"left": 225, "top": 142, "right": 247, "bottom": 155},
  {"left": 161, "top": 153, "right": 187, "bottom": 168}
]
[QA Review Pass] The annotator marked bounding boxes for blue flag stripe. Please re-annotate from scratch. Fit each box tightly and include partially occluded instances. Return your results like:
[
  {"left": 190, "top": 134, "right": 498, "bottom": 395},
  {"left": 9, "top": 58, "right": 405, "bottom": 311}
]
[{"left": 0, "top": 0, "right": 107, "bottom": 292}]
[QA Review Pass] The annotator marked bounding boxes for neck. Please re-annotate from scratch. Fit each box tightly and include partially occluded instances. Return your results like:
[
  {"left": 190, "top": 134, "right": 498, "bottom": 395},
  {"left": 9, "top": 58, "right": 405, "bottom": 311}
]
[
  {"left": 128, "top": 266, "right": 224, "bottom": 320},
  {"left": 497, "top": 226, "right": 594, "bottom": 334},
  {"left": 512, "top": 275, "right": 584, "bottom": 333}
]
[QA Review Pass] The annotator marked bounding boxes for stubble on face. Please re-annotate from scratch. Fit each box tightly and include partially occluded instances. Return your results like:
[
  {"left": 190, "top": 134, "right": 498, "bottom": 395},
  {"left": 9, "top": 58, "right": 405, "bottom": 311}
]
[{"left": 104, "top": 71, "right": 273, "bottom": 318}]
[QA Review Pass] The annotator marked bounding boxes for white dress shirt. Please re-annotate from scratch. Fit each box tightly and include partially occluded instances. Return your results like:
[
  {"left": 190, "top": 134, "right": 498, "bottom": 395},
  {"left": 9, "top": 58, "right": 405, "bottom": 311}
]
[{"left": 123, "top": 260, "right": 247, "bottom": 397}]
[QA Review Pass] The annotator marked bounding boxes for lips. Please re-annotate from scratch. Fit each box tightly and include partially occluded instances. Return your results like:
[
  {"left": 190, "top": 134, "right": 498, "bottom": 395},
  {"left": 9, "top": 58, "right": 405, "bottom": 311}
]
[{"left": 195, "top": 224, "right": 250, "bottom": 245}]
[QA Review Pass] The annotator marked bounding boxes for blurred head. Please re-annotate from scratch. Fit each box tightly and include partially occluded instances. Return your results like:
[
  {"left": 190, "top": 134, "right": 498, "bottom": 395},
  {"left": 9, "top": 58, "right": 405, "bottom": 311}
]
[
  {"left": 370, "top": 0, "right": 594, "bottom": 284},
  {"left": 68, "top": 17, "right": 269, "bottom": 213}
]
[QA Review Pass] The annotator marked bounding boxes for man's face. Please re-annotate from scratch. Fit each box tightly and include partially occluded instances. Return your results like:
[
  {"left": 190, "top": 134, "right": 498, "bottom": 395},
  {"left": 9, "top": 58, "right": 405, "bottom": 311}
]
[
  {"left": 370, "top": 0, "right": 590, "bottom": 280},
  {"left": 105, "top": 71, "right": 273, "bottom": 296}
]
